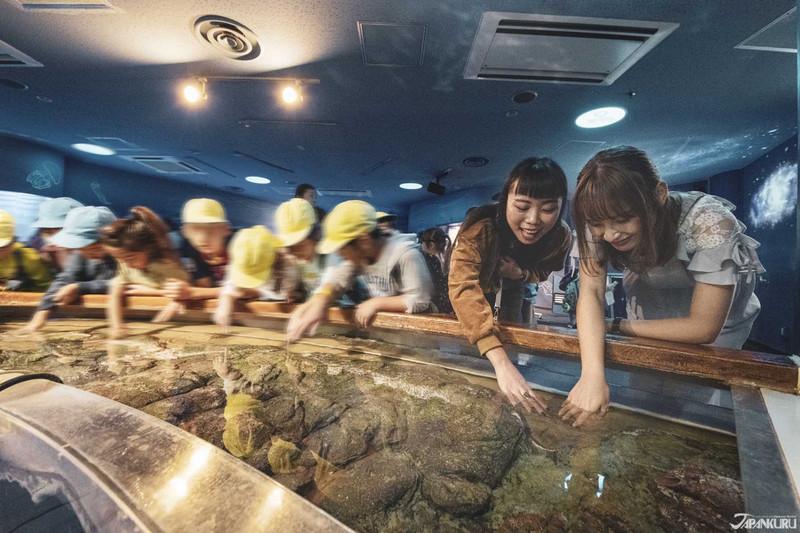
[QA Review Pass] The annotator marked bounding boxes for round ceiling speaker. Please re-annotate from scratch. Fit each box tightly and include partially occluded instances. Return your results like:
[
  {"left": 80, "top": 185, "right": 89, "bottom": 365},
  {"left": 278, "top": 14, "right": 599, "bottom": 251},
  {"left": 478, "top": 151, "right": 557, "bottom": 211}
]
[
  {"left": 194, "top": 15, "right": 261, "bottom": 61},
  {"left": 463, "top": 156, "right": 489, "bottom": 168},
  {"left": 512, "top": 90, "right": 538, "bottom": 104}
]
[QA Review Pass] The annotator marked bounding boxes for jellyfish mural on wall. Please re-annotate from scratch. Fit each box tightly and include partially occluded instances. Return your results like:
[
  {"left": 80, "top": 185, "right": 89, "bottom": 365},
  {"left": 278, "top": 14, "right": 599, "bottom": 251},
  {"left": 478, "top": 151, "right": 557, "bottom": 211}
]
[
  {"left": 25, "top": 162, "right": 61, "bottom": 190},
  {"left": 749, "top": 160, "right": 798, "bottom": 229}
]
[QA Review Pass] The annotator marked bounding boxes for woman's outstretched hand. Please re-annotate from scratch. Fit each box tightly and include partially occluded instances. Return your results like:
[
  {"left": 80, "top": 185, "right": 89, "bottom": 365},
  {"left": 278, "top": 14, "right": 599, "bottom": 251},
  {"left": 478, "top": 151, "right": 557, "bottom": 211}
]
[
  {"left": 559, "top": 374, "right": 610, "bottom": 427},
  {"left": 486, "top": 346, "right": 546, "bottom": 414}
]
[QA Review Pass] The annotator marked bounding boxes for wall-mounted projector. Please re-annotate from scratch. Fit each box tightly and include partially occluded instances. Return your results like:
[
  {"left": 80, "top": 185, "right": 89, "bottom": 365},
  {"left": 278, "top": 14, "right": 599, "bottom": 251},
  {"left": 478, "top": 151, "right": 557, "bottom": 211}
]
[
  {"left": 427, "top": 181, "right": 446, "bottom": 195},
  {"left": 427, "top": 168, "right": 452, "bottom": 196}
]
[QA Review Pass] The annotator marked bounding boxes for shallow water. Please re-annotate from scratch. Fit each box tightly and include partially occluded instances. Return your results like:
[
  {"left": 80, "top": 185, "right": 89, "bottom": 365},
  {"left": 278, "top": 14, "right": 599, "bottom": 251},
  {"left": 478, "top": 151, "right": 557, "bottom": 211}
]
[{"left": 0, "top": 319, "right": 743, "bottom": 532}]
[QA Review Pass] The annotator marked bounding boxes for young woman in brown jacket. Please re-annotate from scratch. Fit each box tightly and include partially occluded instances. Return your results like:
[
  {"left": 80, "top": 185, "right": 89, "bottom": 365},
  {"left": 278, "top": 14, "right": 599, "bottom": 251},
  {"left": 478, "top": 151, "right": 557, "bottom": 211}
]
[{"left": 448, "top": 157, "right": 571, "bottom": 413}]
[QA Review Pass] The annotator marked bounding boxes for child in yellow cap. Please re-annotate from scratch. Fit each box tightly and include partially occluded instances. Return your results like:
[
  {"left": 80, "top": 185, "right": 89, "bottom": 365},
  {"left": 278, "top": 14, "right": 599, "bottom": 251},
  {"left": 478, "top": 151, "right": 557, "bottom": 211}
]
[
  {"left": 0, "top": 209, "right": 52, "bottom": 292},
  {"left": 101, "top": 206, "right": 188, "bottom": 338},
  {"left": 271, "top": 198, "right": 323, "bottom": 302},
  {"left": 213, "top": 225, "right": 278, "bottom": 328},
  {"left": 376, "top": 211, "right": 398, "bottom": 233},
  {"left": 162, "top": 198, "right": 232, "bottom": 302},
  {"left": 286, "top": 200, "right": 433, "bottom": 342}
]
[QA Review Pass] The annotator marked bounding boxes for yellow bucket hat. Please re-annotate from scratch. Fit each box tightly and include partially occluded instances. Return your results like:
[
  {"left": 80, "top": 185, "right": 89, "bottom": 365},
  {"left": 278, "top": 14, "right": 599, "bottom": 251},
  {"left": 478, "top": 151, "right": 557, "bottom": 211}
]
[
  {"left": 317, "top": 200, "right": 377, "bottom": 255},
  {"left": 181, "top": 198, "right": 228, "bottom": 224},
  {"left": 274, "top": 198, "right": 317, "bottom": 247},
  {"left": 0, "top": 209, "right": 15, "bottom": 247},
  {"left": 376, "top": 211, "right": 397, "bottom": 222},
  {"left": 228, "top": 225, "right": 277, "bottom": 289}
]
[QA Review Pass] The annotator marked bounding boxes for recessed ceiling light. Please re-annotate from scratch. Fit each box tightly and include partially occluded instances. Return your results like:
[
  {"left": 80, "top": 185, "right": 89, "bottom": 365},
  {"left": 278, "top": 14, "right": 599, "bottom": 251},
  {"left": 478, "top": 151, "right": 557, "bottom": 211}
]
[
  {"left": 399, "top": 182, "right": 422, "bottom": 190},
  {"left": 71, "top": 143, "right": 115, "bottom": 156},
  {"left": 575, "top": 107, "right": 626, "bottom": 128},
  {"left": 245, "top": 176, "right": 271, "bottom": 184}
]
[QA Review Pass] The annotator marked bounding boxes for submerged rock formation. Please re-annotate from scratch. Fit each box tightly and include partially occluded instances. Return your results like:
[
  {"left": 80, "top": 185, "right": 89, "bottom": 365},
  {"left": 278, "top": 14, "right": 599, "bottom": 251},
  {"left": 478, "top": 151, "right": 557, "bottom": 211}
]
[{"left": 0, "top": 322, "right": 745, "bottom": 532}]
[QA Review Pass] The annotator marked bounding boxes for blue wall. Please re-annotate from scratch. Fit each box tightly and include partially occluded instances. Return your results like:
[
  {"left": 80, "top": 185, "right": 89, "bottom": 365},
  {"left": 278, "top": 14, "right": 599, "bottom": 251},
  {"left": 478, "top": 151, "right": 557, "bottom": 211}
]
[
  {"left": 63, "top": 159, "right": 275, "bottom": 229},
  {"left": 0, "top": 136, "right": 276, "bottom": 230},
  {"left": 709, "top": 136, "right": 798, "bottom": 353},
  {"left": 0, "top": 136, "right": 65, "bottom": 196},
  {"left": 407, "top": 186, "right": 496, "bottom": 233}
]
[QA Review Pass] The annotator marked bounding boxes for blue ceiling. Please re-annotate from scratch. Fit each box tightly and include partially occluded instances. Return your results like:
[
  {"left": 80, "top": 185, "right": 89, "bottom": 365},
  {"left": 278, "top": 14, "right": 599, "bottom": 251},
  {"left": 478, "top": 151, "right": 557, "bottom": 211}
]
[{"left": 0, "top": 0, "right": 796, "bottom": 211}]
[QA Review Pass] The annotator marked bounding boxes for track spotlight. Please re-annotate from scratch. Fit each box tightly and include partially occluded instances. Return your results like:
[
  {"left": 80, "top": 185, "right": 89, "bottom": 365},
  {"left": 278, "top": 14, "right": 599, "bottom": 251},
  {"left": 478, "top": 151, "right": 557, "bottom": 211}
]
[{"left": 181, "top": 78, "right": 207, "bottom": 106}]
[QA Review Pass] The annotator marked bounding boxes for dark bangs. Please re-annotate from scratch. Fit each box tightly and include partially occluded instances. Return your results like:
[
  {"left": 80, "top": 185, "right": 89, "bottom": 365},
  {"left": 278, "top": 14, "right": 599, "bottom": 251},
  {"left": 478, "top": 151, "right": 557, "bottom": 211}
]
[{"left": 507, "top": 157, "right": 568, "bottom": 204}]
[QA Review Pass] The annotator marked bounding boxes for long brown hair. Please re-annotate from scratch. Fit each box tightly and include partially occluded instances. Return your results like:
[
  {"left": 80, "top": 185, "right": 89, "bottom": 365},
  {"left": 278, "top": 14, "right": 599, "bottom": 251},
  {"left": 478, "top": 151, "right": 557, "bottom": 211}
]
[
  {"left": 101, "top": 206, "right": 178, "bottom": 263},
  {"left": 460, "top": 157, "right": 570, "bottom": 276},
  {"left": 573, "top": 146, "right": 681, "bottom": 274}
]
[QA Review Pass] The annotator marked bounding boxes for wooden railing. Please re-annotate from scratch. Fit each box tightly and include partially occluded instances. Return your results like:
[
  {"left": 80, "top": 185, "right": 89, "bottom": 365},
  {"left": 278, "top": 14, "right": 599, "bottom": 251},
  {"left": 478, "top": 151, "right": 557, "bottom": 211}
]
[{"left": 1, "top": 292, "right": 797, "bottom": 394}]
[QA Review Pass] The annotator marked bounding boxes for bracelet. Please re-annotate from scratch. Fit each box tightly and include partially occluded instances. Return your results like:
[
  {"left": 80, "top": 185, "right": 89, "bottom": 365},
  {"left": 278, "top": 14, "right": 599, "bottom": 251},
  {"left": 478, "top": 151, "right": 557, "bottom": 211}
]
[{"left": 610, "top": 317, "right": 622, "bottom": 334}]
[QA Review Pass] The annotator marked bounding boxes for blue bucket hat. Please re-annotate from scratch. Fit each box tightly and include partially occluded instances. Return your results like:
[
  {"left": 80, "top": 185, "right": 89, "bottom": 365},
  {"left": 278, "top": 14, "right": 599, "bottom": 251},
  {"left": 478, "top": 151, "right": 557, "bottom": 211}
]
[
  {"left": 33, "top": 197, "right": 84, "bottom": 229},
  {"left": 51, "top": 206, "right": 116, "bottom": 249}
]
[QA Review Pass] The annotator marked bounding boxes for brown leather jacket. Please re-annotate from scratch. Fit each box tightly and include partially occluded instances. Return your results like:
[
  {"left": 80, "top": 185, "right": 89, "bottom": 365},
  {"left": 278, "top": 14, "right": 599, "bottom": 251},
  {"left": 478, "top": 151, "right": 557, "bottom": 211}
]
[{"left": 448, "top": 214, "right": 571, "bottom": 354}]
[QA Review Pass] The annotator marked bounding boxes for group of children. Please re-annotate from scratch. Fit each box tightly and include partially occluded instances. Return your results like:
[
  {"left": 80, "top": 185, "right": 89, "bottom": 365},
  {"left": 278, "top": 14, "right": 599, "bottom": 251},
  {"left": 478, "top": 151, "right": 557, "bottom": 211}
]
[
  {"left": 6, "top": 192, "right": 443, "bottom": 341},
  {"left": 2, "top": 145, "right": 766, "bottom": 427}
]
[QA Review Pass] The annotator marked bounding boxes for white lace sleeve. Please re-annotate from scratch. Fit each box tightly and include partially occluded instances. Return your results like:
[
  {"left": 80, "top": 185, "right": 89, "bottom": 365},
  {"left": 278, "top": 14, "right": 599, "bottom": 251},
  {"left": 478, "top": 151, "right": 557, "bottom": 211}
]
[
  {"left": 682, "top": 199, "right": 738, "bottom": 254},
  {"left": 679, "top": 197, "right": 744, "bottom": 286}
]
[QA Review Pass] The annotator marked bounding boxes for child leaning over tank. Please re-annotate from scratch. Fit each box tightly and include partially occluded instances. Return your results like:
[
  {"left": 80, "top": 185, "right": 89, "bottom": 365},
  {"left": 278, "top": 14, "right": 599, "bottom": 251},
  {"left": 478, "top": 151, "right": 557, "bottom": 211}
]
[
  {"left": 28, "top": 196, "right": 84, "bottom": 274},
  {"left": 212, "top": 225, "right": 280, "bottom": 328},
  {"left": 270, "top": 198, "right": 324, "bottom": 302},
  {"left": 18, "top": 206, "right": 117, "bottom": 333},
  {"left": 101, "top": 206, "right": 188, "bottom": 339},
  {"left": 0, "top": 209, "right": 52, "bottom": 293},
  {"left": 164, "top": 198, "right": 233, "bottom": 299},
  {"left": 286, "top": 200, "right": 433, "bottom": 342}
]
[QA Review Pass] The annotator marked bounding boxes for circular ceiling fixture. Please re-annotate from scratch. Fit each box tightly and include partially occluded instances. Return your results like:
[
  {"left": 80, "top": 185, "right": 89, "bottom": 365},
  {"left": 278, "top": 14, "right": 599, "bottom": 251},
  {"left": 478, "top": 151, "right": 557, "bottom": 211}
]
[
  {"left": 512, "top": 90, "right": 538, "bottom": 104},
  {"left": 194, "top": 15, "right": 261, "bottom": 61},
  {"left": 0, "top": 79, "right": 28, "bottom": 91},
  {"left": 463, "top": 156, "right": 489, "bottom": 168},
  {"left": 245, "top": 176, "right": 270, "bottom": 184},
  {"left": 71, "top": 143, "right": 115, "bottom": 156},
  {"left": 399, "top": 182, "right": 423, "bottom": 190},
  {"left": 575, "top": 106, "right": 626, "bottom": 128}
]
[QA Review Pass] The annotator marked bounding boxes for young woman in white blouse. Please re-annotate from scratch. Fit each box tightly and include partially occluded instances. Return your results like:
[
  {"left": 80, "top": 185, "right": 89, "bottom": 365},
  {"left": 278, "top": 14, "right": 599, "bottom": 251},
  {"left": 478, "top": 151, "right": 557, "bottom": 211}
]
[{"left": 560, "top": 146, "right": 764, "bottom": 427}]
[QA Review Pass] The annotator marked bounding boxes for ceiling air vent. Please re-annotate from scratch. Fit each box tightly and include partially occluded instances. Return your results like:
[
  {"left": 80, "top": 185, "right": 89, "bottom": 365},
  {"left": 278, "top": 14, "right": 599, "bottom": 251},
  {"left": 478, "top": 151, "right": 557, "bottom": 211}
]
[
  {"left": 0, "top": 39, "right": 42, "bottom": 67},
  {"left": 357, "top": 21, "right": 427, "bottom": 67},
  {"left": 194, "top": 15, "right": 260, "bottom": 61},
  {"left": 123, "top": 156, "right": 205, "bottom": 175},
  {"left": 736, "top": 7, "right": 796, "bottom": 54},
  {"left": 14, "top": 0, "right": 116, "bottom": 11},
  {"left": 464, "top": 12, "right": 678, "bottom": 85},
  {"left": 318, "top": 188, "right": 372, "bottom": 199}
]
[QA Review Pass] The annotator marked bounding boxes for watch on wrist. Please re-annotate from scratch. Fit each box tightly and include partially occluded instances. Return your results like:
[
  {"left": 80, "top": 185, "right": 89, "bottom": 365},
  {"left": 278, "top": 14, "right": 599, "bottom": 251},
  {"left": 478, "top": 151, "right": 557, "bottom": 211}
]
[{"left": 610, "top": 317, "right": 622, "bottom": 334}]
